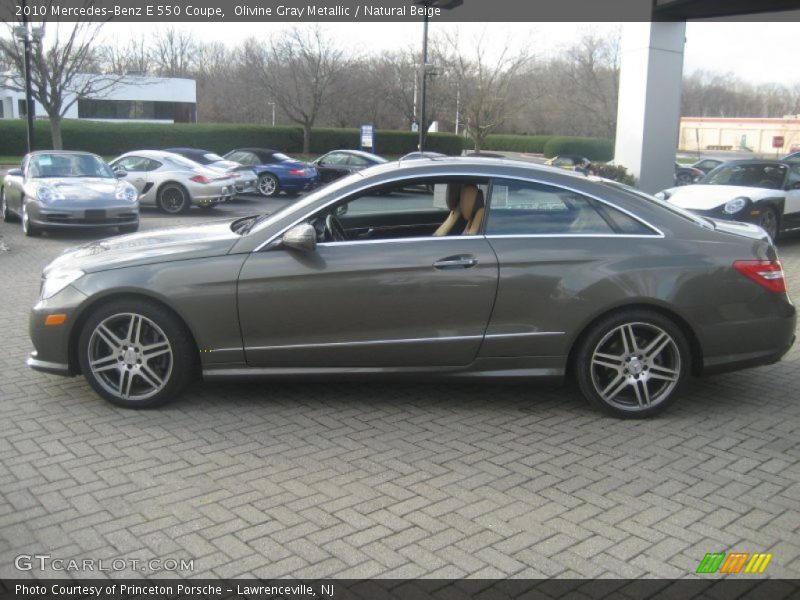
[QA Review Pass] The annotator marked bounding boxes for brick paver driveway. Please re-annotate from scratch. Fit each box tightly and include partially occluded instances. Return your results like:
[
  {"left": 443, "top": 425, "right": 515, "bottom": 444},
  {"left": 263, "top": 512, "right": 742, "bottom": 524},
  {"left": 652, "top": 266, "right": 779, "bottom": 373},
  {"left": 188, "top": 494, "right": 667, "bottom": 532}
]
[{"left": 1, "top": 200, "right": 798, "bottom": 580}]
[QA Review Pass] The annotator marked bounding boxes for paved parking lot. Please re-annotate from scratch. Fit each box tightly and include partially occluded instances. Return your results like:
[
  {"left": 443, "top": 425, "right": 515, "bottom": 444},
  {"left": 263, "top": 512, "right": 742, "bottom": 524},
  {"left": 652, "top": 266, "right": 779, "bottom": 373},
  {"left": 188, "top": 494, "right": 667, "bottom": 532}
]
[{"left": 0, "top": 197, "right": 799, "bottom": 580}]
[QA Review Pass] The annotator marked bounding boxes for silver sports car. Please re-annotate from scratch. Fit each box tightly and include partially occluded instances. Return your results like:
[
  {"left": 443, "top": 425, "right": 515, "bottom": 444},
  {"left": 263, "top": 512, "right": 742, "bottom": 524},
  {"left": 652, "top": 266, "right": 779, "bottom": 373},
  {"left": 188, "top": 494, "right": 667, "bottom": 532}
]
[
  {"left": 1, "top": 151, "right": 139, "bottom": 237},
  {"left": 164, "top": 147, "right": 258, "bottom": 196},
  {"left": 110, "top": 150, "right": 234, "bottom": 214}
]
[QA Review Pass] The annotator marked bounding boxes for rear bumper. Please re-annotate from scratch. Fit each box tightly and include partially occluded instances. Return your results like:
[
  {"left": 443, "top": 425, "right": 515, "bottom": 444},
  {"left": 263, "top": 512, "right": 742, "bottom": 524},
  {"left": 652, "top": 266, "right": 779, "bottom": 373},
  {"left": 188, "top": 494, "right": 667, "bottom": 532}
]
[{"left": 702, "top": 336, "right": 795, "bottom": 375}]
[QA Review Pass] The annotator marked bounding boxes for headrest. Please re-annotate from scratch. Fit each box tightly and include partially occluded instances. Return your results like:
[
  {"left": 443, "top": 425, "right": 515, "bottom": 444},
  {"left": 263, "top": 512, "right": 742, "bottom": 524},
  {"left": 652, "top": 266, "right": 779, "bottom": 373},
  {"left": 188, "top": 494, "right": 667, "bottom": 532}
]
[
  {"left": 459, "top": 185, "right": 483, "bottom": 220},
  {"left": 446, "top": 184, "right": 461, "bottom": 211}
]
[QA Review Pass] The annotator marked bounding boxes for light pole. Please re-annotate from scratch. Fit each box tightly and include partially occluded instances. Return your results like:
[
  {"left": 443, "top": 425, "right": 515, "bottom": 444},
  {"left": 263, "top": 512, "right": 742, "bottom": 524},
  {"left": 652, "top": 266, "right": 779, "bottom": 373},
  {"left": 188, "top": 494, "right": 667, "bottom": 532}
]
[
  {"left": 268, "top": 102, "right": 276, "bottom": 127},
  {"left": 14, "top": 0, "right": 41, "bottom": 154},
  {"left": 415, "top": 0, "right": 462, "bottom": 152}
]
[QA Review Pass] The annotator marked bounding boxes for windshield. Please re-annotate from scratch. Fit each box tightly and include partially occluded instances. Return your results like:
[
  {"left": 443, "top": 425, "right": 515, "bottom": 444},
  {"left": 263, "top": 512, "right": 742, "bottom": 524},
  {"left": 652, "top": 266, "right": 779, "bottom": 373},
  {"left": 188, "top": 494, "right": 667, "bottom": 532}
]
[
  {"left": 599, "top": 179, "right": 714, "bottom": 230},
  {"left": 28, "top": 154, "right": 114, "bottom": 179},
  {"left": 250, "top": 171, "right": 366, "bottom": 234},
  {"left": 701, "top": 163, "right": 787, "bottom": 189}
]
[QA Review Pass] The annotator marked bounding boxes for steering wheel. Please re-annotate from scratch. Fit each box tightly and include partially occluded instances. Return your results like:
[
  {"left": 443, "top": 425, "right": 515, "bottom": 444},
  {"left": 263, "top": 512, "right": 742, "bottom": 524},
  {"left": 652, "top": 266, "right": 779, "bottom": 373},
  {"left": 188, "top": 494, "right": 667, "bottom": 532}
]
[{"left": 325, "top": 214, "right": 347, "bottom": 242}]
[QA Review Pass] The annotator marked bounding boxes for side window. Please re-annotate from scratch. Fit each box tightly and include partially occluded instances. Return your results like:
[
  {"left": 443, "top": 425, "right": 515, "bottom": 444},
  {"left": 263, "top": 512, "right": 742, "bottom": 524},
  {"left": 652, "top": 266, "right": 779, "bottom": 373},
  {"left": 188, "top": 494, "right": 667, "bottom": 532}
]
[
  {"left": 144, "top": 159, "right": 162, "bottom": 172},
  {"left": 346, "top": 155, "right": 369, "bottom": 167},
  {"left": 116, "top": 156, "right": 147, "bottom": 171},
  {"left": 308, "top": 177, "right": 489, "bottom": 243},
  {"left": 487, "top": 179, "right": 615, "bottom": 235}
]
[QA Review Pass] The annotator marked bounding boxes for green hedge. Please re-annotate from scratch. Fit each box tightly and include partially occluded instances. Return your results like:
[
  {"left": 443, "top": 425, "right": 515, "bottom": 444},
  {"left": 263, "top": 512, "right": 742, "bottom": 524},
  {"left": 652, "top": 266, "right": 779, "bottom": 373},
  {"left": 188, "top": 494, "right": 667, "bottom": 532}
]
[
  {"left": 0, "top": 120, "right": 465, "bottom": 157},
  {"left": 543, "top": 136, "right": 615, "bottom": 161},
  {"left": 483, "top": 134, "right": 553, "bottom": 154}
]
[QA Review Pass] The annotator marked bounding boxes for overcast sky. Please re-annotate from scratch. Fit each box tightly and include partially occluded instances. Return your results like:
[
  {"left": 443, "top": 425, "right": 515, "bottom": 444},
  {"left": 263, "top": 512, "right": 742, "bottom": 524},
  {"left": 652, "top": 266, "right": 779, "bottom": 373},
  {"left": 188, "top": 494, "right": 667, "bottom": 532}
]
[{"left": 88, "top": 21, "right": 800, "bottom": 86}]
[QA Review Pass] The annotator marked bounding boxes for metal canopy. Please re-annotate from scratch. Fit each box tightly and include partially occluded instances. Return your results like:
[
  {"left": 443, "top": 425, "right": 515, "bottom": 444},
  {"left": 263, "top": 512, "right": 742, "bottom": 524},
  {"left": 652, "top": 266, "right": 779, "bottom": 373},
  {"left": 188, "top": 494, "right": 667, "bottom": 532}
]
[{"left": 653, "top": 0, "right": 800, "bottom": 20}]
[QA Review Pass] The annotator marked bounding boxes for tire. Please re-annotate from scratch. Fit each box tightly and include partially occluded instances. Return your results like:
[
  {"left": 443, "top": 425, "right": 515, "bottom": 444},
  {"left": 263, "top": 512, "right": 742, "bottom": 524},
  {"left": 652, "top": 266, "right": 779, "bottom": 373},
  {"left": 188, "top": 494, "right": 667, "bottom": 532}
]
[
  {"left": 758, "top": 207, "right": 779, "bottom": 242},
  {"left": 257, "top": 173, "right": 280, "bottom": 197},
  {"left": 1, "top": 188, "right": 17, "bottom": 222},
  {"left": 21, "top": 201, "right": 41, "bottom": 237},
  {"left": 157, "top": 183, "right": 190, "bottom": 214},
  {"left": 575, "top": 309, "right": 691, "bottom": 418},
  {"left": 118, "top": 223, "right": 139, "bottom": 234},
  {"left": 77, "top": 298, "right": 196, "bottom": 409}
]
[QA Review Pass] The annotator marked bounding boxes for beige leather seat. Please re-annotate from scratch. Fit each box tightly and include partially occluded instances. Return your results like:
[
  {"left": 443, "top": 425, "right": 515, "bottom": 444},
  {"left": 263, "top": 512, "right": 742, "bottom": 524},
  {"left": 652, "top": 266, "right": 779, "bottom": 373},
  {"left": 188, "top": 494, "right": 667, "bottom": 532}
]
[
  {"left": 433, "top": 184, "right": 485, "bottom": 237},
  {"left": 460, "top": 185, "right": 485, "bottom": 235}
]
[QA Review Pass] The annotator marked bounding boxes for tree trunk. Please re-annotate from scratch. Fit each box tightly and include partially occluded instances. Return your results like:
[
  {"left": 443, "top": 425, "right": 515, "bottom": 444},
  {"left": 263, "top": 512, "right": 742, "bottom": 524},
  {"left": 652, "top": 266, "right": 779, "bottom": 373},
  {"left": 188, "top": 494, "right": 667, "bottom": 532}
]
[
  {"left": 302, "top": 123, "right": 311, "bottom": 154},
  {"left": 49, "top": 115, "right": 63, "bottom": 150}
]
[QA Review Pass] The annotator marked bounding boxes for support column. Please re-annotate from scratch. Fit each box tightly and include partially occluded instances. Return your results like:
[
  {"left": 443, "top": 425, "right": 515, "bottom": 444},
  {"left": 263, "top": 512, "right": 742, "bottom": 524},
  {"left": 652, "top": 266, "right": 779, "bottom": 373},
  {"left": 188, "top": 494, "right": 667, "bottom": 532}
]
[{"left": 614, "top": 22, "right": 686, "bottom": 194}]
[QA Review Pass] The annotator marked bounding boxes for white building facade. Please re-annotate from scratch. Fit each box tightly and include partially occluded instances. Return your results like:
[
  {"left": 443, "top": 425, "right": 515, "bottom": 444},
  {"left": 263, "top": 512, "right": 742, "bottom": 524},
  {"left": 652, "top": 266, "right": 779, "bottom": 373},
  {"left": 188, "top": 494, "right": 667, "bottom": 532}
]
[{"left": 0, "top": 74, "right": 196, "bottom": 123}]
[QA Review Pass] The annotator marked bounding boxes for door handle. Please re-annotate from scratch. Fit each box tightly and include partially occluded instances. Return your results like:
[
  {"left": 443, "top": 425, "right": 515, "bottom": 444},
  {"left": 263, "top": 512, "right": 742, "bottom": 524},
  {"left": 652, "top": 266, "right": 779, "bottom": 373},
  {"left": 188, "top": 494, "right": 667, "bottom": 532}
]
[{"left": 433, "top": 255, "right": 478, "bottom": 269}]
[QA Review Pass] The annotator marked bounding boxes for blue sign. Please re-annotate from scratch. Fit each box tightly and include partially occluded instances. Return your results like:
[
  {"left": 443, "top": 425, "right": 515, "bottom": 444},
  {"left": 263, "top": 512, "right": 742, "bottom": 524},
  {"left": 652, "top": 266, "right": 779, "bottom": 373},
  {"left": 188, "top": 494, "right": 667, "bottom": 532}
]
[{"left": 360, "top": 124, "right": 375, "bottom": 152}]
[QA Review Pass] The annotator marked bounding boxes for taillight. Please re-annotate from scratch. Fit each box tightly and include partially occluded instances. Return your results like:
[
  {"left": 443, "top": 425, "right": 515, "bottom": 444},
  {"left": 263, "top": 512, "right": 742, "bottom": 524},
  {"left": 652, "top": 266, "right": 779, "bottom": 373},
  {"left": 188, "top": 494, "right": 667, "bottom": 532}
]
[
  {"left": 733, "top": 260, "right": 786, "bottom": 293},
  {"left": 288, "top": 169, "right": 306, "bottom": 176},
  {"left": 190, "top": 175, "right": 211, "bottom": 184}
]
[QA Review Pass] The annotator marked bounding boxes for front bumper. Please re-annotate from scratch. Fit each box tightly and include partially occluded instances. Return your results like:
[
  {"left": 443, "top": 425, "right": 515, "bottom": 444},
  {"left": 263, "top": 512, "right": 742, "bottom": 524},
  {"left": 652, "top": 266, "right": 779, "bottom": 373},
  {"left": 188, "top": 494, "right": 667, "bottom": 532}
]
[
  {"left": 28, "top": 284, "right": 88, "bottom": 377},
  {"left": 31, "top": 204, "right": 139, "bottom": 228}
]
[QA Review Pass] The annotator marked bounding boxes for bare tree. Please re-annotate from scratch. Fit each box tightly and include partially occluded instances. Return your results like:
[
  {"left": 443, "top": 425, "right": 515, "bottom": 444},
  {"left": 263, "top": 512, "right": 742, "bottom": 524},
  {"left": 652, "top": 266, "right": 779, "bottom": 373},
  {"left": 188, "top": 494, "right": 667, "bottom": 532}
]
[
  {"left": 152, "top": 26, "right": 195, "bottom": 78},
  {"left": 97, "top": 37, "right": 152, "bottom": 75},
  {"left": 248, "top": 27, "right": 347, "bottom": 153},
  {"left": 438, "top": 32, "right": 530, "bottom": 151},
  {"left": 0, "top": 1, "right": 126, "bottom": 149}
]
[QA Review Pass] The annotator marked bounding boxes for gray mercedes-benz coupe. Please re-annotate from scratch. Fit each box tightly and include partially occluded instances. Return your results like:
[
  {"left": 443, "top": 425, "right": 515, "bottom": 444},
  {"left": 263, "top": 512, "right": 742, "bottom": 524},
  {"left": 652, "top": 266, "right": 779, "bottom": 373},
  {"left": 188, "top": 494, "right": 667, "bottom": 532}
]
[{"left": 27, "top": 158, "right": 795, "bottom": 417}]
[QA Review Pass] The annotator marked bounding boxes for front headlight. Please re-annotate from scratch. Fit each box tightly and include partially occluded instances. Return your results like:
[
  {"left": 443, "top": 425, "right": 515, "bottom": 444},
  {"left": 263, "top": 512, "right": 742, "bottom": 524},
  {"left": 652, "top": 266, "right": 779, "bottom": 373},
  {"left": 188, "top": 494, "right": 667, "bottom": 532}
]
[
  {"left": 40, "top": 269, "right": 84, "bottom": 300},
  {"left": 723, "top": 196, "right": 749, "bottom": 215},
  {"left": 36, "top": 185, "right": 65, "bottom": 204},
  {"left": 115, "top": 182, "right": 138, "bottom": 203}
]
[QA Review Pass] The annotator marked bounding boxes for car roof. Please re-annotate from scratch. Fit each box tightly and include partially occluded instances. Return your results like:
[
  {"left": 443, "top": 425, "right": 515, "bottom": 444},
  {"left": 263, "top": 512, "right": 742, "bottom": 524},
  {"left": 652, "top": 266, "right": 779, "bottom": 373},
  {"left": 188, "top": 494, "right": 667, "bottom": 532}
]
[
  {"left": 235, "top": 148, "right": 280, "bottom": 155},
  {"left": 164, "top": 147, "right": 215, "bottom": 157},
  {"left": 28, "top": 150, "right": 99, "bottom": 157},
  {"left": 328, "top": 149, "right": 385, "bottom": 160},
  {"left": 119, "top": 150, "right": 199, "bottom": 162}
]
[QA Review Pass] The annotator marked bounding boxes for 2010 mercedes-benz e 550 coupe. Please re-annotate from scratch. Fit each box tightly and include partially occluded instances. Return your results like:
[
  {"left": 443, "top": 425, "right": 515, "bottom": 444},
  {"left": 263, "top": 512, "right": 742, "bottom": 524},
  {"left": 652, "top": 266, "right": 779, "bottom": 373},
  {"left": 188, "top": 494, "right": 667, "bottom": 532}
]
[{"left": 27, "top": 158, "right": 796, "bottom": 418}]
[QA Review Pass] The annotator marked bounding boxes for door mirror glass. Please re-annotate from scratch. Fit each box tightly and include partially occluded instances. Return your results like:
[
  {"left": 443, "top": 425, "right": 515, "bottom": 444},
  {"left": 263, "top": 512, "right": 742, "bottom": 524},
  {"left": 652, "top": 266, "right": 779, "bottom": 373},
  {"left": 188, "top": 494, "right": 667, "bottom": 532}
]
[
  {"left": 6, "top": 168, "right": 22, "bottom": 177},
  {"left": 282, "top": 223, "right": 317, "bottom": 252},
  {"left": 114, "top": 168, "right": 128, "bottom": 178}
]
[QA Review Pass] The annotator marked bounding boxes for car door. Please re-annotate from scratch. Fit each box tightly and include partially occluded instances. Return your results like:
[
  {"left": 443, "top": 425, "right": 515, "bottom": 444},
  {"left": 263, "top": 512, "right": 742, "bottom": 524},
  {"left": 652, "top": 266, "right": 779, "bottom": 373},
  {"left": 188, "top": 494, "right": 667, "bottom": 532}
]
[
  {"left": 237, "top": 177, "right": 499, "bottom": 368},
  {"left": 480, "top": 177, "right": 663, "bottom": 363},
  {"left": 782, "top": 164, "right": 800, "bottom": 229},
  {"left": 3, "top": 160, "right": 25, "bottom": 214},
  {"left": 112, "top": 156, "right": 150, "bottom": 195},
  {"left": 315, "top": 153, "right": 350, "bottom": 183}
]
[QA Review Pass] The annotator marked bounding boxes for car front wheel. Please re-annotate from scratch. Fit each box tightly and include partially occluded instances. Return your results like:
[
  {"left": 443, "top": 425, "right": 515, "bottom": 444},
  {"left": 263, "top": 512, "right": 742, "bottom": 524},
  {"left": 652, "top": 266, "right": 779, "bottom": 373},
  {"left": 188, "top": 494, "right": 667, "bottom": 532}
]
[
  {"left": 575, "top": 309, "right": 690, "bottom": 418},
  {"left": 21, "top": 202, "right": 41, "bottom": 237},
  {"left": 78, "top": 299, "right": 196, "bottom": 408},
  {"left": 758, "top": 207, "right": 779, "bottom": 242}
]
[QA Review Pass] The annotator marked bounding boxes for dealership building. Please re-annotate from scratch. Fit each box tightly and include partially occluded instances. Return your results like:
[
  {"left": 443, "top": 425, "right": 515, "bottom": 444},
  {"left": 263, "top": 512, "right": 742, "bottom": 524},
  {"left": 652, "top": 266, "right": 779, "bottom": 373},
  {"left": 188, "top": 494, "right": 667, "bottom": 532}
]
[
  {"left": 679, "top": 116, "right": 800, "bottom": 155},
  {"left": 0, "top": 74, "right": 196, "bottom": 123}
]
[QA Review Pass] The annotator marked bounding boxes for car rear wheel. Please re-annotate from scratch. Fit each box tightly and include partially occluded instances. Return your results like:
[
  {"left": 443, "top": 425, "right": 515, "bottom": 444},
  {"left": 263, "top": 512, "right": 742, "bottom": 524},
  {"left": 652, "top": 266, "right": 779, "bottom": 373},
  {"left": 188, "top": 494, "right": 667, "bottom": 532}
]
[
  {"left": 1, "top": 188, "right": 17, "bottom": 222},
  {"left": 157, "top": 184, "right": 190, "bottom": 214},
  {"left": 21, "top": 202, "right": 41, "bottom": 237},
  {"left": 78, "top": 299, "right": 196, "bottom": 408},
  {"left": 258, "top": 174, "right": 280, "bottom": 197},
  {"left": 758, "top": 207, "right": 779, "bottom": 242},
  {"left": 575, "top": 309, "right": 690, "bottom": 418}
]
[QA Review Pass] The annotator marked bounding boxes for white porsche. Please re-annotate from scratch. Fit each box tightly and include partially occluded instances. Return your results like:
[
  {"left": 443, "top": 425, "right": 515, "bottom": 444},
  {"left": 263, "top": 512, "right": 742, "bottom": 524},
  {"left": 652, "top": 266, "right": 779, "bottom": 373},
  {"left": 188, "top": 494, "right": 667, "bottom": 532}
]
[{"left": 656, "top": 160, "right": 800, "bottom": 240}]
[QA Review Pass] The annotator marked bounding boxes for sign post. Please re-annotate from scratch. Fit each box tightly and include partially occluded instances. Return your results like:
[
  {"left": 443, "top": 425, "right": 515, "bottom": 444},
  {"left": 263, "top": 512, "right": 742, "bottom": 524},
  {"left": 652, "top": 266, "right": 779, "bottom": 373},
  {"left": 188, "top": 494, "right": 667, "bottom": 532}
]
[
  {"left": 773, "top": 135, "right": 784, "bottom": 158},
  {"left": 360, "top": 124, "right": 375, "bottom": 154}
]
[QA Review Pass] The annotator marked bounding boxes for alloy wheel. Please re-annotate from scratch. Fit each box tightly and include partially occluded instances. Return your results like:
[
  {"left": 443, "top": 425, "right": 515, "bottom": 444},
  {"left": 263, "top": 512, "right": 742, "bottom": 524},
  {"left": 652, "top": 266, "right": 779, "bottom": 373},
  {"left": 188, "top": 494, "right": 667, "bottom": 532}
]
[
  {"left": 258, "top": 175, "right": 278, "bottom": 197},
  {"left": 589, "top": 321, "right": 681, "bottom": 412},
  {"left": 759, "top": 209, "right": 778, "bottom": 241},
  {"left": 87, "top": 312, "right": 173, "bottom": 402},
  {"left": 159, "top": 186, "right": 188, "bottom": 213}
]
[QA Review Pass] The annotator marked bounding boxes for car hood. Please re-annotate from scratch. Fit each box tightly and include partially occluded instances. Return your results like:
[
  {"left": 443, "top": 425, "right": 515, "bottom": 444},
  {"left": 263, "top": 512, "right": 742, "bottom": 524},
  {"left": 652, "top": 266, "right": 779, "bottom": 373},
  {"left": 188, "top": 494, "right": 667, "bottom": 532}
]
[
  {"left": 27, "top": 177, "right": 120, "bottom": 200},
  {"left": 44, "top": 219, "right": 241, "bottom": 275},
  {"left": 665, "top": 184, "right": 783, "bottom": 210}
]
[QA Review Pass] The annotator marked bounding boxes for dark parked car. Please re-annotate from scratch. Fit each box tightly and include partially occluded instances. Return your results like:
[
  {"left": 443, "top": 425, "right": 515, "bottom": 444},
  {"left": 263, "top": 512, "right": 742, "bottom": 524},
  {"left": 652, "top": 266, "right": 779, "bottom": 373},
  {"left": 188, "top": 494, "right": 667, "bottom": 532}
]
[
  {"left": 1, "top": 151, "right": 139, "bottom": 236},
  {"left": 313, "top": 149, "right": 387, "bottom": 184},
  {"left": 674, "top": 162, "right": 704, "bottom": 185},
  {"left": 223, "top": 148, "right": 318, "bottom": 197},
  {"left": 657, "top": 160, "right": 800, "bottom": 240},
  {"left": 28, "top": 159, "right": 794, "bottom": 418},
  {"left": 691, "top": 158, "right": 724, "bottom": 174}
]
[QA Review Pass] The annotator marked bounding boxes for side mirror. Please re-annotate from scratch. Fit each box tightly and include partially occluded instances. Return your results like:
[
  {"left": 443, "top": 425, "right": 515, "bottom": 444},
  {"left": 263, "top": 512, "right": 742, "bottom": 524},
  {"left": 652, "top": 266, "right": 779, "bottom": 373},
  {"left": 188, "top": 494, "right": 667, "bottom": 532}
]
[
  {"left": 335, "top": 204, "right": 348, "bottom": 217},
  {"left": 6, "top": 168, "right": 22, "bottom": 177},
  {"left": 114, "top": 168, "right": 127, "bottom": 178},
  {"left": 282, "top": 223, "right": 317, "bottom": 252}
]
